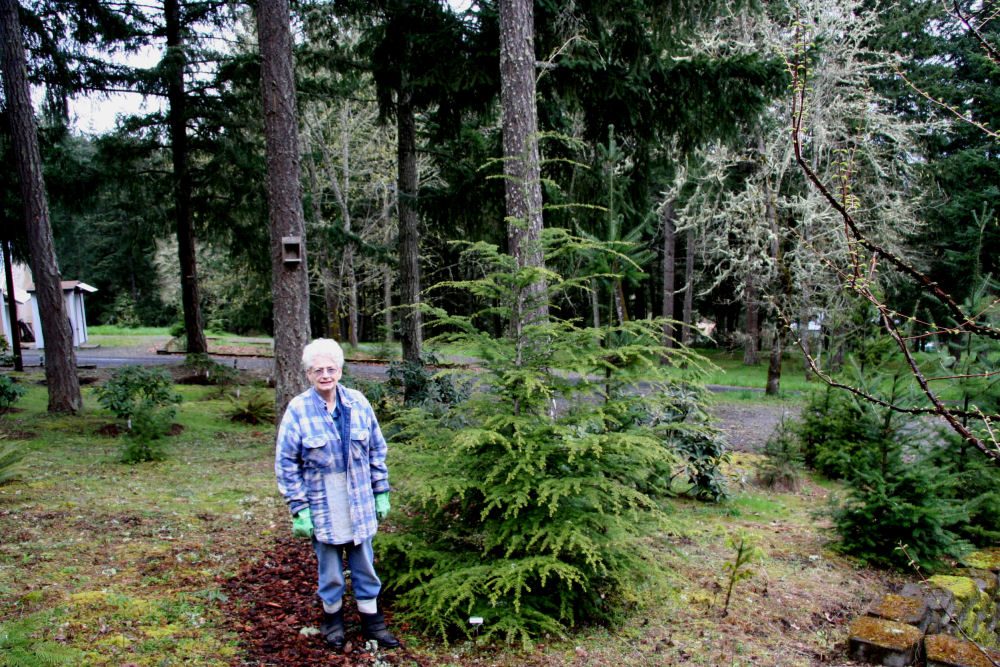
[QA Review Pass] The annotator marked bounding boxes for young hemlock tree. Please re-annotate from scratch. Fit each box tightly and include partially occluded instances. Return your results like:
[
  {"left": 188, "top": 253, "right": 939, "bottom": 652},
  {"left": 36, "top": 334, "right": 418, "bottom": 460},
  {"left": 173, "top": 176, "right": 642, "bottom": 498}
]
[{"left": 379, "top": 229, "right": 721, "bottom": 644}]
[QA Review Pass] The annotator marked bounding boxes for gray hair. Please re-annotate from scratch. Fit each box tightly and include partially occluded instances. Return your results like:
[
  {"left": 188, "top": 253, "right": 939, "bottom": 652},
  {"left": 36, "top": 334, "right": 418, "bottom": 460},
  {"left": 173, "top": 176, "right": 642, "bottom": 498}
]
[{"left": 301, "top": 338, "right": 345, "bottom": 372}]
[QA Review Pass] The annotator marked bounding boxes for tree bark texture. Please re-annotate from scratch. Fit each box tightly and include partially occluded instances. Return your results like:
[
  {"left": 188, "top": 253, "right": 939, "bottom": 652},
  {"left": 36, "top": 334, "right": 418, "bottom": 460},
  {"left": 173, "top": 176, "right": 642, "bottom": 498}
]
[
  {"left": 396, "top": 83, "right": 423, "bottom": 370},
  {"left": 382, "top": 266, "right": 392, "bottom": 343},
  {"left": 258, "top": 0, "right": 312, "bottom": 417},
  {"left": 499, "top": 0, "right": 547, "bottom": 326},
  {"left": 765, "top": 329, "right": 782, "bottom": 395},
  {"left": 165, "top": 0, "right": 207, "bottom": 354},
  {"left": 743, "top": 276, "right": 760, "bottom": 365},
  {"left": 338, "top": 109, "right": 359, "bottom": 348},
  {"left": 0, "top": 0, "right": 81, "bottom": 412},
  {"left": 759, "top": 129, "right": 784, "bottom": 392},
  {"left": 682, "top": 229, "right": 695, "bottom": 346},
  {"left": 661, "top": 198, "right": 676, "bottom": 349}
]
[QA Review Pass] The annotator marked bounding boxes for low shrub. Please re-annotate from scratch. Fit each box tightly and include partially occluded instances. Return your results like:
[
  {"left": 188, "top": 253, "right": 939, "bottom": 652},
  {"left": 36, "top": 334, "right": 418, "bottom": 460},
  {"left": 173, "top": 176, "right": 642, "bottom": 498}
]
[
  {"left": 0, "top": 374, "right": 26, "bottom": 413},
  {"left": 121, "top": 403, "right": 173, "bottom": 463},
  {"left": 755, "top": 423, "right": 803, "bottom": 492},
  {"left": 830, "top": 453, "right": 969, "bottom": 569},
  {"left": 793, "top": 386, "right": 888, "bottom": 481},
  {"left": 387, "top": 353, "right": 469, "bottom": 407},
  {"left": 182, "top": 353, "right": 238, "bottom": 387},
  {"left": 95, "top": 366, "right": 181, "bottom": 457},
  {"left": 94, "top": 366, "right": 181, "bottom": 423}
]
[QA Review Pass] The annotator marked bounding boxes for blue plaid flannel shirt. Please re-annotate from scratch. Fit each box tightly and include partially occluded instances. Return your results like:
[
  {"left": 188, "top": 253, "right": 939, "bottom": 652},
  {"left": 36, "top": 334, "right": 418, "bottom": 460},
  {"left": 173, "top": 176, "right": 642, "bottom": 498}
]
[{"left": 275, "top": 385, "right": 389, "bottom": 545}]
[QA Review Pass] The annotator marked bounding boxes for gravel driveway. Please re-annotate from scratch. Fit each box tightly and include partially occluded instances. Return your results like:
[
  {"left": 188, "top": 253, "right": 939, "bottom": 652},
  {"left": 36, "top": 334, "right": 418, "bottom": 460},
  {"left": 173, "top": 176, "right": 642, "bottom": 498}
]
[{"left": 711, "top": 401, "right": 801, "bottom": 452}]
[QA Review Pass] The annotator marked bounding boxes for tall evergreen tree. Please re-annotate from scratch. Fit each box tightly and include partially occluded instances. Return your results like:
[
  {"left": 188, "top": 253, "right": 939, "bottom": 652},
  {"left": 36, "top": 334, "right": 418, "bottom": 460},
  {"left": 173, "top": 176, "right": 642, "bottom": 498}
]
[
  {"left": 0, "top": 0, "right": 81, "bottom": 412},
  {"left": 258, "top": 0, "right": 311, "bottom": 417},
  {"left": 499, "top": 0, "right": 547, "bottom": 327}
]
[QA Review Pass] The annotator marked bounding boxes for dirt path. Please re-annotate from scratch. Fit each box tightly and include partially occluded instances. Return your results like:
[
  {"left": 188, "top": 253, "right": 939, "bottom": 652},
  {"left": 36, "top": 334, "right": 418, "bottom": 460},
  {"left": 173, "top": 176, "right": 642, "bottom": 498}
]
[{"left": 711, "top": 400, "right": 802, "bottom": 452}]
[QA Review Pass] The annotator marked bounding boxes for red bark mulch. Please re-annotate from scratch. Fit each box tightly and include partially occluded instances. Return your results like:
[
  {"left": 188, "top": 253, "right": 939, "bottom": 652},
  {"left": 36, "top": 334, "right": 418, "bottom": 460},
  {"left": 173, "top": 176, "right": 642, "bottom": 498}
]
[{"left": 219, "top": 536, "right": 427, "bottom": 666}]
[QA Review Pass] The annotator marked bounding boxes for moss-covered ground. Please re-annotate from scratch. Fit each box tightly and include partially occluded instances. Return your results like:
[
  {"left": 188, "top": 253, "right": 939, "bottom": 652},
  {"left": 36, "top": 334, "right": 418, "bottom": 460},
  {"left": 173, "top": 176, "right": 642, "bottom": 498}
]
[{"left": 1, "top": 365, "right": 905, "bottom": 666}]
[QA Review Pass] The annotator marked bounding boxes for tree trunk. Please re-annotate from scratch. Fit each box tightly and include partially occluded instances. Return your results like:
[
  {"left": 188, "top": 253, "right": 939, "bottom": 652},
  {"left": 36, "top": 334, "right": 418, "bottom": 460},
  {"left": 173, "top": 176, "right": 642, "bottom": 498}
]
[
  {"left": 396, "top": 80, "right": 423, "bottom": 378},
  {"left": 765, "top": 329, "right": 782, "bottom": 395},
  {"left": 0, "top": 0, "right": 81, "bottom": 412},
  {"left": 499, "top": 0, "right": 547, "bottom": 329},
  {"left": 324, "top": 262, "right": 341, "bottom": 340},
  {"left": 258, "top": 0, "right": 312, "bottom": 417},
  {"left": 800, "top": 312, "right": 813, "bottom": 382},
  {"left": 383, "top": 265, "right": 393, "bottom": 344},
  {"left": 681, "top": 228, "right": 695, "bottom": 346},
  {"left": 661, "top": 198, "right": 676, "bottom": 350},
  {"left": 743, "top": 276, "right": 760, "bottom": 365},
  {"left": 758, "top": 129, "right": 783, "bottom": 392},
  {"left": 330, "top": 106, "right": 359, "bottom": 348},
  {"left": 165, "top": 0, "right": 207, "bottom": 354},
  {"left": 589, "top": 278, "right": 600, "bottom": 329},
  {"left": 2, "top": 240, "right": 23, "bottom": 372}
]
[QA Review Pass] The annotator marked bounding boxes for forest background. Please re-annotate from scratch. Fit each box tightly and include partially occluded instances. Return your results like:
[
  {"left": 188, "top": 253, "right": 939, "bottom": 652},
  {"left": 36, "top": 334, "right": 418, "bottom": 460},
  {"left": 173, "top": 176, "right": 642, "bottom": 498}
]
[{"left": 5, "top": 0, "right": 996, "bottom": 387}]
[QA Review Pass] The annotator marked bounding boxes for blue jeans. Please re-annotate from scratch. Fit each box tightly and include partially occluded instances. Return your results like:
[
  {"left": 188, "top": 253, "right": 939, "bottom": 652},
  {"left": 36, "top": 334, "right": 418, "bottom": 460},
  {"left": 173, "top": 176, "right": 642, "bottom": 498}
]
[{"left": 313, "top": 537, "right": 381, "bottom": 613}]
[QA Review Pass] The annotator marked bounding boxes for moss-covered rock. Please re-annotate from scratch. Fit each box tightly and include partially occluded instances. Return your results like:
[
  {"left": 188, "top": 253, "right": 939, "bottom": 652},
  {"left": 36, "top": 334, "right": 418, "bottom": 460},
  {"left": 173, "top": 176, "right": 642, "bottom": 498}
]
[
  {"left": 953, "top": 568, "right": 999, "bottom": 599},
  {"left": 929, "top": 575, "right": 981, "bottom": 622},
  {"left": 868, "top": 594, "right": 931, "bottom": 632},
  {"left": 925, "top": 633, "right": 1000, "bottom": 667},
  {"left": 848, "top": 616, "right": 924, "bottom": 667},
  {"left": 963, "top": 549, "right": 1000, "bottom": 574}
]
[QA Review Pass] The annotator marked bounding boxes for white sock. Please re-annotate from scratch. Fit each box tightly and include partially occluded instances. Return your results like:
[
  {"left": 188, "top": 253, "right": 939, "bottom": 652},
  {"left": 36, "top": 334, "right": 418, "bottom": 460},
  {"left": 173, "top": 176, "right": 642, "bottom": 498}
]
[
  {"left": 322, "top": 599, "right": 343, "bottom": 614},
  {"left": 357, "top": 598, "right": 377, "bottom": 615}
]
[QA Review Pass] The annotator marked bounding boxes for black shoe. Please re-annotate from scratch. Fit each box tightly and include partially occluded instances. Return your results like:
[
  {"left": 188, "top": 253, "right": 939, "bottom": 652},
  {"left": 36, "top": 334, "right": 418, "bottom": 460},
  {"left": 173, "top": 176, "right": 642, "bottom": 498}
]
[
  {"left": 321, "top": 608, "right": 345, "bottom": 650},
  {"left": 359, "top": 610, "right": 400, "bottom": 649}
]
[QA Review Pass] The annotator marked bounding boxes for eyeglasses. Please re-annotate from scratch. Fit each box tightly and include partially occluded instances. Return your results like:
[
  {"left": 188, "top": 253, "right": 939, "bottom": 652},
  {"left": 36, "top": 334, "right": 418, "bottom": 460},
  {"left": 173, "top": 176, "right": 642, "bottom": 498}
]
[{"left": 309, "top": 367, "right": 340, "bottom": 377}]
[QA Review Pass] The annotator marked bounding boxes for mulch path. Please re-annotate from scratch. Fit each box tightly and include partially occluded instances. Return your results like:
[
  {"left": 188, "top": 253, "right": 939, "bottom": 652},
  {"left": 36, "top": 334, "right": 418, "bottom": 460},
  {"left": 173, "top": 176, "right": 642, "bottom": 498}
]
[{"left": 219, "top": 536, "right": 427, "bottom": 666}]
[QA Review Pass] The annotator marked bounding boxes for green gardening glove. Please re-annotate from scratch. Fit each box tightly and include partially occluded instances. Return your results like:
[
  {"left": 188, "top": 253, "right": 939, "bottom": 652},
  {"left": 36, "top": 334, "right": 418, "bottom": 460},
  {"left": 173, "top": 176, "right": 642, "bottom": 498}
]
[
  {"left": 374, "top": 492, "right": 390, "bottom": 521},
  {"left": 292, "top": 508, "right": 314, "bottom": 539}
]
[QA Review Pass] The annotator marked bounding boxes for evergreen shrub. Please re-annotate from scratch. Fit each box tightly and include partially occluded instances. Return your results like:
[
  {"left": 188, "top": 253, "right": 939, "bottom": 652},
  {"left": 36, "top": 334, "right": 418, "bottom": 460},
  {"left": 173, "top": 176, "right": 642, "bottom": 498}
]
[
  {"left": 0, "top": 374, "right": 26, "bottom": 413},
  {"left": 790, "top": 357, "right": 981, "bottom": 568},
  {"left": 121, "top": 404, "right": 172, "bottom": 463},
  {"left": 378, "top": 231, "right": 720, "bottom": 644},
  {"left": 182, "top": 353, "right": 238, "bottom": 387},
  {"left": 755, "top": 423, "right": 803, "bottom": 492},
  {"left": 0, "top": 334, "right": 13, "bottom": 366},
  {"left": 95, "top": 365, "right": 180, "bottom": 423},
  {"left": 95, "top": 366, "right": 181, "bottom": 456},
  {"left": 924, "top": 438, "right": 1000, "bottom": 547},
  {"left": 793, "top": 385, "right": 888, "bottom": 480},
  {"left": 830, "top": 453, "right": 969, "bottom": 569},
  {"left": 387, "top": 353, "right": 469, "bottom": 407}
]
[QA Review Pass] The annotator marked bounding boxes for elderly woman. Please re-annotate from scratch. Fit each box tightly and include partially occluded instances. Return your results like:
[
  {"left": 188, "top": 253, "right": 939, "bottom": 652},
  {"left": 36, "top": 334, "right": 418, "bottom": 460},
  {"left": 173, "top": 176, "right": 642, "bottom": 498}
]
[{"left": 275, "top": 338, "right": 399, "bottom": 650}]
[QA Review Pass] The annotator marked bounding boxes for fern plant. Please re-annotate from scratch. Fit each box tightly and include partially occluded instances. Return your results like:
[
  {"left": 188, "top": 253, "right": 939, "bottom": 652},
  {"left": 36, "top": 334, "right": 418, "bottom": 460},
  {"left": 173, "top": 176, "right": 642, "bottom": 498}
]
[
  {"left": 0, "top": 615, "right": 84, "bottom": 665},
  {"left": 225, "top": 391, "right": 276, "bottom": 425},
  {"left": 0, "top": 437, "right": 27, "bottom": 486},
  {"left": 378, "top": 230, "right": 719, "bottom": 644}
]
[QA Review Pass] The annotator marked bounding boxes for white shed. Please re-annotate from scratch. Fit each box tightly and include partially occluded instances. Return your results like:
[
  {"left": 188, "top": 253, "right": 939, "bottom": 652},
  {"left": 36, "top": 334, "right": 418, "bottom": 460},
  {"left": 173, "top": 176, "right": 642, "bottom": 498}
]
[{"left": 28, "top": 281, "right": 98, "bottom": 349}]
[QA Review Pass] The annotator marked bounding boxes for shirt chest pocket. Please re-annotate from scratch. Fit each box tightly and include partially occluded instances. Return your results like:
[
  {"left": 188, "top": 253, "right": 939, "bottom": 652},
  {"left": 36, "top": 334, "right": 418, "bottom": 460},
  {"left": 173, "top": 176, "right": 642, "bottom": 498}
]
[
  {"left": 302, "top": 435, "right": 334, "bottom": 469},
  {"left": 349, "top": 426, "right": 369, "bottom": 462}
]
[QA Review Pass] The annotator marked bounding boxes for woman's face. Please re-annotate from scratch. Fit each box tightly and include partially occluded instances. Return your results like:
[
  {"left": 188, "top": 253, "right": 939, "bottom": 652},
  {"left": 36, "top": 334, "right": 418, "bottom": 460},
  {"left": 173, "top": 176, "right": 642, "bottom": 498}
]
[{"left": 306, "top": 354, "right": 342, "bottom": 396}]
